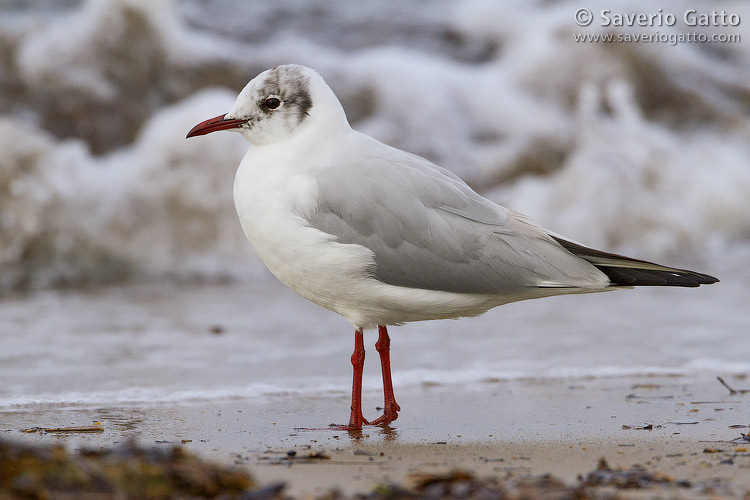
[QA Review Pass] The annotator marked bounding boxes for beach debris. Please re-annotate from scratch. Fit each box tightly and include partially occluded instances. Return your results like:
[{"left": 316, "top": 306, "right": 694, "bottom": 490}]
[
  {"left": 724, "top": 425, "right": 750, "bottom": 443},
  {"left": 716, "top": 376, "right": 750, "bottom": 395},
  {"left": 404, "top": 470, "right": 593, "bottom": 500},
  {"left": 621, "top": 423, "right": 662, "bottom": 430},
  {"left": 630, "top": 383, "right": 663, "bottom": 389},
  {"left": 258, "top": 450, "right": 331, "bottom": 464},
  {"left": 689, "top": 401, "right": 742, "bottom": 404},
  {"left": 411, "top": 470, "right": 473, "bottom": 488},
  {"left": 2, "top": 438, "right": 747, "bottom": 500},
  {"left": 0, "top": 438, "right": 257, "bottom": 499},
  {"left": 625, "top": 393, "right": 674, "bottom": 401},
  {"left": 19, "top": 421, "right": 104, "bottom": 433},
  {"left": 242, "top": 482, "right": 287, "bottom": 500},
  {"left": 353, "top": 449, "right": 381, "bottom": 457},
  {"left": 582, "top": 458, "right": 688, "bottom": 489}
]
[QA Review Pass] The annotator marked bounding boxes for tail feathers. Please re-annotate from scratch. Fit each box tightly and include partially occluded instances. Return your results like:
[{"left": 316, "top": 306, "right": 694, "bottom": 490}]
[{"left": 550, "top": 236, "right": 719, "bottom": 288}]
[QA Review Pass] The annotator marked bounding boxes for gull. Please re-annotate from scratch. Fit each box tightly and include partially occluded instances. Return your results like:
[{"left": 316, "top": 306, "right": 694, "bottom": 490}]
[{"left": 187, "top": 64, "right": 718, "bottom": 430}]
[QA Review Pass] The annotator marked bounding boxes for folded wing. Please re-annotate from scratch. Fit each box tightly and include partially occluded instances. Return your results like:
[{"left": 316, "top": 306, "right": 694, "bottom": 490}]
[{"left": 305, "top": 142, "right": 611, "bottom": 294}]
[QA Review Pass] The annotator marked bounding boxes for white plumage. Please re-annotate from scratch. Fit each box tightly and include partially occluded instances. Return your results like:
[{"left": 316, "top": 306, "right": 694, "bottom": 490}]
[{"left": 187, "top": 64, "right": 717, "bottom": 430}]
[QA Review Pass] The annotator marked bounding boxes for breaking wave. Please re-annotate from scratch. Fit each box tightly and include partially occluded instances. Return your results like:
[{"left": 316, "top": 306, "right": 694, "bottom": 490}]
[{"left": 1, "top": 0, "right": 748, "bottom": 292}]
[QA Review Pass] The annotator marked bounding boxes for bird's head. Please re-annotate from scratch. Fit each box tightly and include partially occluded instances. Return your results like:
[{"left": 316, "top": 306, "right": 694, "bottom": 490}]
[{"left": 187, "top": 64, "right": 346, "bottom": 146}]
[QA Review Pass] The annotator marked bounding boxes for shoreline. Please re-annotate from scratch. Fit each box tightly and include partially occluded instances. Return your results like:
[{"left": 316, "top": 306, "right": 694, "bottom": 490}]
[{"left": 2, "top": 375, "right": 749, "bottom": 496}]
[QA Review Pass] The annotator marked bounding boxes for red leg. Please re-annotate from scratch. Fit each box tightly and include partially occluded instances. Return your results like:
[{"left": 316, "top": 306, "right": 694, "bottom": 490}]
[
  {"left": 345, "top": 329, "right": 369, "bottom": 430},
  {"left": 370, "top": 325, "right": 401, "bottom": 426}
]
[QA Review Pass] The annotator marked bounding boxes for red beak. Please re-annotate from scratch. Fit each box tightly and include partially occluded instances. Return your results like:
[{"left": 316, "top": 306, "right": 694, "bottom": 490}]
[{"left": 186, "top": 114, "right": 246, "bottom": 138}]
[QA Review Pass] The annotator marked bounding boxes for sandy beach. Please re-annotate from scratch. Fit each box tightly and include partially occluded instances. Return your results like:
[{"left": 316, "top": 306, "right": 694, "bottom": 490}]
[{"left": 3, "top": 375, "right": 748, "bottom": 497}]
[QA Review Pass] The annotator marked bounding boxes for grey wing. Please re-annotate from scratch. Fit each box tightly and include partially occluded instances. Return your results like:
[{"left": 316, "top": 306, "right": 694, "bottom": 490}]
[{"left": 305, "top": 146, "right": 608, "bottom": 294}]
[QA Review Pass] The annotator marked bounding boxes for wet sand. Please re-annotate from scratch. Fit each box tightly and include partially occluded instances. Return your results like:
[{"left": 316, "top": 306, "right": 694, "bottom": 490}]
[{"left": 2, "top": 375, "right": 749, "bottom": 497}]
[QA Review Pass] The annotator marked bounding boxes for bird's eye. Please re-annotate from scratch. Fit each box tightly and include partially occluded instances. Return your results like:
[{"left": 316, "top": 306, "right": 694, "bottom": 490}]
[{"left": 264, "top": 97, "right": 282, "bottom": 110}]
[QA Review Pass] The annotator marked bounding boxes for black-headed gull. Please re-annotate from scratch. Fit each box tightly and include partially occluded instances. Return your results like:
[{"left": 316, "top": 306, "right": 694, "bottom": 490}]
[{"left": 187, "top": 64, "right": 718, "bottom": 430}]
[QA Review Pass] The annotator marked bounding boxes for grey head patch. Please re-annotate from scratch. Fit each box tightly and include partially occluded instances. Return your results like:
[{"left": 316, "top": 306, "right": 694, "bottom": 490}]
[
  {"left": 230, "top": 65, "right": 316, "bottom": 144},
  {"left": 255, "top": 65, "right": 313, "bottom": 125}
]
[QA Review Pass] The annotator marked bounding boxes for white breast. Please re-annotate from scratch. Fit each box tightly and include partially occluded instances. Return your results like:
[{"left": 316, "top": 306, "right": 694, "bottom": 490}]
[{"left": 233, "top": 144, "right": 373, "bottom": 314}]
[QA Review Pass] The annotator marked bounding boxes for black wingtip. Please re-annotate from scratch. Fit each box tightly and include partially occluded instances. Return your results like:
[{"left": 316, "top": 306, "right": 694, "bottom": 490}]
[
  {"left": 599, "top": 267, "right": 719, "bottom": 288},
  {"left": 550, "top": 235, "right": 719, "bottom": 288}
]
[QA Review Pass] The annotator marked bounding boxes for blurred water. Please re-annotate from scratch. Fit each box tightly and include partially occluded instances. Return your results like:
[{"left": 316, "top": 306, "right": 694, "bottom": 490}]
[
  {"left": 0, "top": 267, "right": 747, "bottom": 409},
  {"left": 0, "top": 0, "right": 748, "bottom": 407}
]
